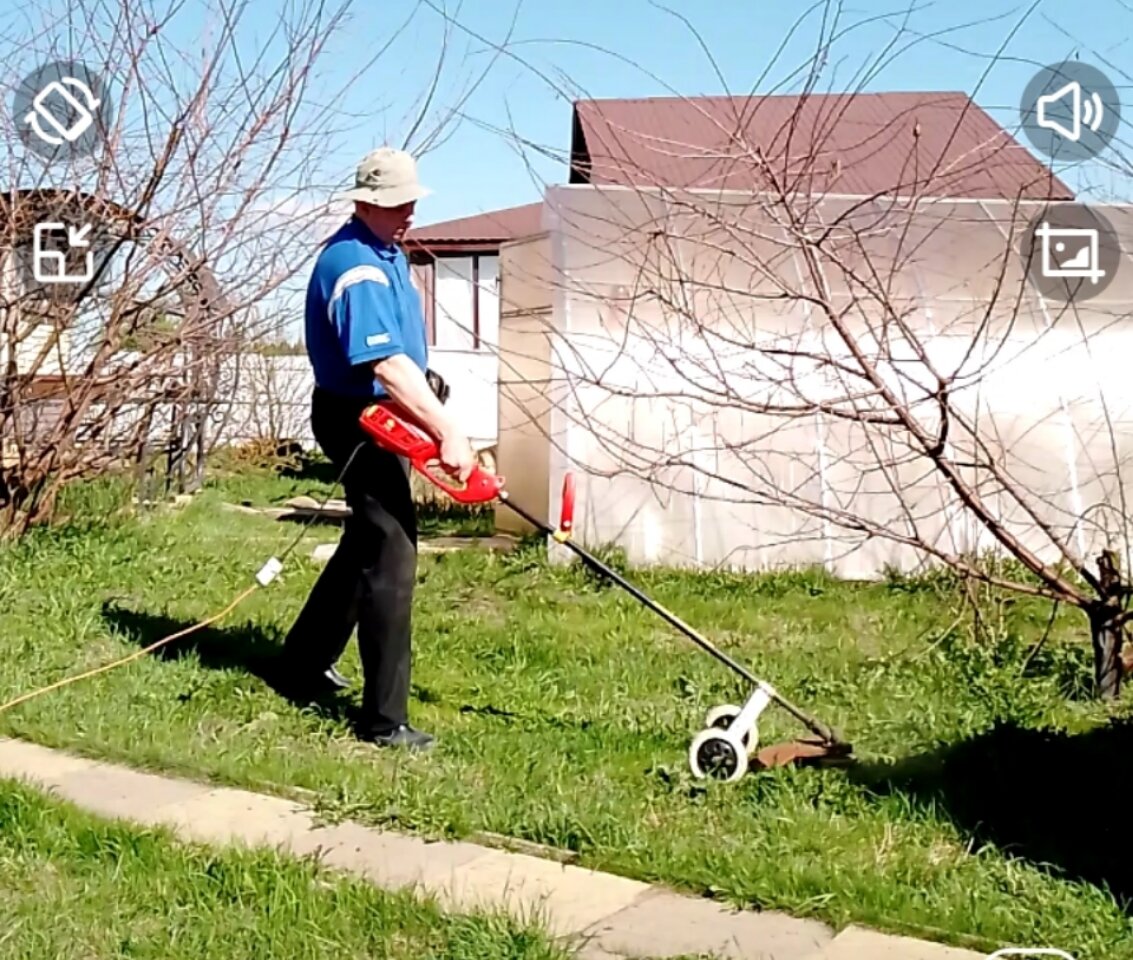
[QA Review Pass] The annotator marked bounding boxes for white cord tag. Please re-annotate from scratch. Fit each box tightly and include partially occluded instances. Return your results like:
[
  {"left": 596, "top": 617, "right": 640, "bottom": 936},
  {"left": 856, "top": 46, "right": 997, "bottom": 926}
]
[{"left": 255, "top": 557, "right": 283, "bottom": 586}]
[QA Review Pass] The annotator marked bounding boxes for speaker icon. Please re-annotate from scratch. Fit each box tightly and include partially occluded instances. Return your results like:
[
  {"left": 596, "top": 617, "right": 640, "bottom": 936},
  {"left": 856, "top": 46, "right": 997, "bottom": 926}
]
[{"left": 1036, "top": 80, "right": 1104, "bottom": 142}]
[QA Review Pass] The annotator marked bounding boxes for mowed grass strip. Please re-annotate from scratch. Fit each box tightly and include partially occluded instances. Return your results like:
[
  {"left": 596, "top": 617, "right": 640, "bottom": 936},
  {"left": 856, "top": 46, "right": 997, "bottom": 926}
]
[
  {"left": 1, "top": 468, "right": 1132, "bottom": 957},
  {"left": 0, "top": 777, "right": 568, "bottom": 960}
]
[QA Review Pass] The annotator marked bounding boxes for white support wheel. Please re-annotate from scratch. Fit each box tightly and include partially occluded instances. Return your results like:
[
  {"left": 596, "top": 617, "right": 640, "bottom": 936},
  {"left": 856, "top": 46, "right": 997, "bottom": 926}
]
[
  {"left": 704, "top": 704, "right": 758, "bottom": 753},
  {"left": 688, "top": 728, "right": 749, "bottom": 782}
]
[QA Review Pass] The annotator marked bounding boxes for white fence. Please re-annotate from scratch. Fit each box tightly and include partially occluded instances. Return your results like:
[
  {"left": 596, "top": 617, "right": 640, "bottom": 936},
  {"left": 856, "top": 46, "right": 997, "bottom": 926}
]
[{"left": 212, "top": 349, "right": 500, "bottom": 452}]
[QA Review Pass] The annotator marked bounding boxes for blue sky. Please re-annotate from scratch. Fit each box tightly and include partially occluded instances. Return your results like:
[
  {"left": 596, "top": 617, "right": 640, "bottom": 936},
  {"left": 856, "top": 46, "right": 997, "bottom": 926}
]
[
  {"left": 309, "top": 0, "right": 1133, "bottom": 227},
  {"left": 0, "top": 0, "right": 1129, "bottom": 343},
  {"left": 2, "top": 0, "right": 1128, "bottom": 224}
]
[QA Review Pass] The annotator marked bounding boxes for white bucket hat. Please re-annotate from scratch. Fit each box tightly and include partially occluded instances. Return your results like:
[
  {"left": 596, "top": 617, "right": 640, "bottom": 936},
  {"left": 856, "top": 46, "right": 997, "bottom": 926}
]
[{"left": 336, "top": 146, "right": 431, "bottom": 207}]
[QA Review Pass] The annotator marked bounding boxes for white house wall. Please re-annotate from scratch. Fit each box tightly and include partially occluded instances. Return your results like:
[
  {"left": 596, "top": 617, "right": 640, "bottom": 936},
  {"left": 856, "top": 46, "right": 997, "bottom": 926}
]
[
  {"left": 0, "top": 244, "right": 72, "bottom": 377},
  {"left": 529, "top": 184, "right": 1133, "bottom": 577},
  {"left": 2, "top": 323, "right": 70, "bottom": 377},
  {"left": 423, "top": 349, "right": 498, "bottom": 450}
]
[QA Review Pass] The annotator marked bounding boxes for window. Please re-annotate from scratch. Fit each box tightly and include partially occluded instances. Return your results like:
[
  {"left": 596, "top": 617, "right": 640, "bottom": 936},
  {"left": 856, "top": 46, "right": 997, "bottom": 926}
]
[{"left": 412, "top": 252, "right": 499, "bottom": 351}]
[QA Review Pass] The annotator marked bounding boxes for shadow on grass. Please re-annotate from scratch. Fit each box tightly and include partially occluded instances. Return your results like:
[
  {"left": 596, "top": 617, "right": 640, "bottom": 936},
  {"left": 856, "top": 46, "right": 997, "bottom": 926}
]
[
  {"left": 100, "top": 603, "right": 579, "bottom": 737},
  {"left": 849, "top": 718, "right": 1133, "bottom": 908},
  {"left": 100, "top": 602, "right": 357, "bottom": 727},
  {"left": 279, "top": 455, "right": 341, "bottom": 486}
]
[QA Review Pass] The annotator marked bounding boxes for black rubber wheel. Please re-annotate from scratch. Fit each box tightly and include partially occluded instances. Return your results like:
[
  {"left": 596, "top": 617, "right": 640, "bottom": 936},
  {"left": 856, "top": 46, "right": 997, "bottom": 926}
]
[{"left": 695, "top": 734, "right": 743, "bottom": 781}]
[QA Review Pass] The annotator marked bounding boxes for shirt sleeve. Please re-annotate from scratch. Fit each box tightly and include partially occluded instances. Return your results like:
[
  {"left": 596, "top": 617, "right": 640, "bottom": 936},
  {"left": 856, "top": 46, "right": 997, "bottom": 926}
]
[{"left": 327, "top": 263, "right": 404, "bottom": 366}]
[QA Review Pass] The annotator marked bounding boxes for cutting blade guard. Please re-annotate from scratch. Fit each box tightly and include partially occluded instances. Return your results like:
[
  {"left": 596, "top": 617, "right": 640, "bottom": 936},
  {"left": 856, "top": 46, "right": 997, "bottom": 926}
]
[{"left": 359, "top": 403, "right": 505, "bottom": 504}]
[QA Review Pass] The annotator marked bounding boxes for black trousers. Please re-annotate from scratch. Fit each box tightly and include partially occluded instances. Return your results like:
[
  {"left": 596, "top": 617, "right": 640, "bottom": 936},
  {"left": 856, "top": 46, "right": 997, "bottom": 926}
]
[{"left": 282, "top": 387, "right": 418, "bottom": 731}]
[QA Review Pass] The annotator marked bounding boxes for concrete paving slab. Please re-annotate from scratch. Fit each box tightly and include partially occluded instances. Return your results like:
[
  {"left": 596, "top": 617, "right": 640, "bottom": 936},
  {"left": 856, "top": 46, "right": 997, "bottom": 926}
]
[
  {"left": 314, "top": 537, "right": 516, "bottom": 561},
  {"left": 281, "top": 496, "right": 351, "bottom": 521},
  {"left": 428, "top": 850, "right": 653, "bottom": 938},
  {"left": 419, "top": 535, "right": 518, "bottom": 554},
  {"left": 292, "top": 820, "right": 491, "bottom": 889},
  {"left": 0, "top": 737, "right": 100, "bottom": 785},
  {"left": 311, "top": 543, "right": 337, "bottom": 562},
  {"left": 808, "top": 926, "right": 987, "bottom": 959},
  {"left": 0, "top": 738, "right": 1000, "bottom": 960},
  {"left": 50, "top": 763, "right": 213, "bottom": 824},
  {"left": 220, "top": 502, "right": 266, "bottom": 516},
  {"left": 581, "top": 888, "right": 834, "bottom": 960},
  {"left": 152, "top": 786, "right": 318, "bottom": 850}
]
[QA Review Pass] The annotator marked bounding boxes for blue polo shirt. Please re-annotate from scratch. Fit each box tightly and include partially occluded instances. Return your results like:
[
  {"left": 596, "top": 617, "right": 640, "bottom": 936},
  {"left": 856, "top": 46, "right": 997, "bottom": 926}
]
[{"left": 304, "top": 216, "right": 428, "bottom": 398}]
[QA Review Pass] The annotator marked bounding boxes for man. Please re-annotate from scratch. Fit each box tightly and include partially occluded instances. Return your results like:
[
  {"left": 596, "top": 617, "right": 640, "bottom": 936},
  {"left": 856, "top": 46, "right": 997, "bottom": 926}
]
[{"left": 277, "top": 146, "right": 476, "bottom": 750}]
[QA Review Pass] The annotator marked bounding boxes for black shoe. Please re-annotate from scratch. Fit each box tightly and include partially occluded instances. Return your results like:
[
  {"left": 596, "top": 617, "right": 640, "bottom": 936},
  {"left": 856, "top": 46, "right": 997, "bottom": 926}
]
[
  {"left": 271, "top": 656, "right": 352, "bottom": 700},
  {"left": 322, "top": 665, "right": 352, "bottom": 690},
  {"left": 361, "top": 724, "right": 435, "bottom": 751}
]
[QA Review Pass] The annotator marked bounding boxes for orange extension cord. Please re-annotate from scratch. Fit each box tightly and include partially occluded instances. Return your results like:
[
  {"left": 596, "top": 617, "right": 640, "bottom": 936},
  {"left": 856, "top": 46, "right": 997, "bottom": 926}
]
[
  {"left": 0, "top": 442, "right": 364, "bottom": 719},
  {"left": 0, "top": 585, "right": 260, "bottom": 716}
]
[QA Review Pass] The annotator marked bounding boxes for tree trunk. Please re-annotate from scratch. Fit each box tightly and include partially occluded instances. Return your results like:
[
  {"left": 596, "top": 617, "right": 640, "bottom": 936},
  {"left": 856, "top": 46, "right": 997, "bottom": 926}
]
[
  {"left": 1090, "top": 606, "right": 1124, "bottom": 699},
  {"left": 1093, "top": 549, "right": 1128, "bottom": 700},
  {"left": 0, "top": 467, "right": 62, "bottom": 538}
]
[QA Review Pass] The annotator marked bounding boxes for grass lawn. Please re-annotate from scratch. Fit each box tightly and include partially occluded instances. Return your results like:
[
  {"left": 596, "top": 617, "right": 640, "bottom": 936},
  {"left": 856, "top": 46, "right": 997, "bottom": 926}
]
[
  {"left": 2, "top": 462, "right": 1132, "bottom": 958},
  {"left": 0, "top": 777, "right": 569, "bottom": 959}
]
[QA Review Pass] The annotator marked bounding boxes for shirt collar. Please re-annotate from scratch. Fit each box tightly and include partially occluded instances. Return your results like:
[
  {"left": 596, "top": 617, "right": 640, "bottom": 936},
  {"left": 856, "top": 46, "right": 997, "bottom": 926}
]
[{"left": 349, "top": 215, "right": 400, "bottom": 259}]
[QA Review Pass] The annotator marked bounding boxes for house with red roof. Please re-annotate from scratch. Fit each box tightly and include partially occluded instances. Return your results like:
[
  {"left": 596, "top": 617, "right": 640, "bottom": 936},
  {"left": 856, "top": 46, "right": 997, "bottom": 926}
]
[{"left": 405, "top": 91, "right": 1071, "bottom": 453}]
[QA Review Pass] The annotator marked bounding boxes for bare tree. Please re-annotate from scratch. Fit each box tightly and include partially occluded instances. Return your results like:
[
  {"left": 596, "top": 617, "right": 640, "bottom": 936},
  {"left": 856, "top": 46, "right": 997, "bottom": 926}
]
[
  {"left": 0, "top": 0, "right": 516, "bottom": 536},
  {"left": 459, "top": 2, "right": 1133, "bottom": 698}
]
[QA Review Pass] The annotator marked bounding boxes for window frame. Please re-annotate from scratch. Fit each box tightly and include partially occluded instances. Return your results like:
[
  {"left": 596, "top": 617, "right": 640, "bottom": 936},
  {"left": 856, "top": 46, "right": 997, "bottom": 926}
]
[{"left": 410, "top": 250, "right": 498, "bottom": 350}]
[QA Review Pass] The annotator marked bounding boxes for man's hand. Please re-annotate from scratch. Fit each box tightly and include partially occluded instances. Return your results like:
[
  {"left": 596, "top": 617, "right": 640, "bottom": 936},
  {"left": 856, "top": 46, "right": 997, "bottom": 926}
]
[
  {"left": 439, "top": 430, "right": 476, "bottom": 483},
  {"left": 373, "top": 354, "right": 476, "bottom": 482}
]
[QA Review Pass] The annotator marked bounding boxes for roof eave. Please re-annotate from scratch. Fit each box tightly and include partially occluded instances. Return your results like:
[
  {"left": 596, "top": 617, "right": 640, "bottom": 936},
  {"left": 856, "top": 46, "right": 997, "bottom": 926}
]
[{"left": 406, "top": 240, "right": 504, "bottom": 256}]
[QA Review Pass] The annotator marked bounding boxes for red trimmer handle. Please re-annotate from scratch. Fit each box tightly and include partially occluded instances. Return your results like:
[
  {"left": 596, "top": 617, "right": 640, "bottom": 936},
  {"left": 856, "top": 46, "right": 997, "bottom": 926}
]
[{"left": 359, "top": 403, "right": 505, "bottom": 505}]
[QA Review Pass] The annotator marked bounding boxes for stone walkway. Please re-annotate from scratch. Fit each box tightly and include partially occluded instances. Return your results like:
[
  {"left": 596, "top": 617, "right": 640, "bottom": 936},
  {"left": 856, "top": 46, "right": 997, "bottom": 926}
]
[{"left": 0, "top": 736, "right": 992, "bottom": 959}]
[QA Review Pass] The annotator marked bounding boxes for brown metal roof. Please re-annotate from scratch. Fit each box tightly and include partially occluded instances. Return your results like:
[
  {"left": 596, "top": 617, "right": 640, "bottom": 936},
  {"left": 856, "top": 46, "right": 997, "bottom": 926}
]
[
  {"left": 405, "top": 202, "right": 543, "bottom": 247},
  {"left": 570, "top": 92, "right": 1073, "bottom": 200}
]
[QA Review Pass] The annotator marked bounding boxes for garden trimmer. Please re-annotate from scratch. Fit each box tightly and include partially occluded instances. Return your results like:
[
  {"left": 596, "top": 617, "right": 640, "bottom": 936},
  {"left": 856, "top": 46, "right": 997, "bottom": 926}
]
[{"left": 359, "top": 404, "right": 853, "bottom": 782}]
